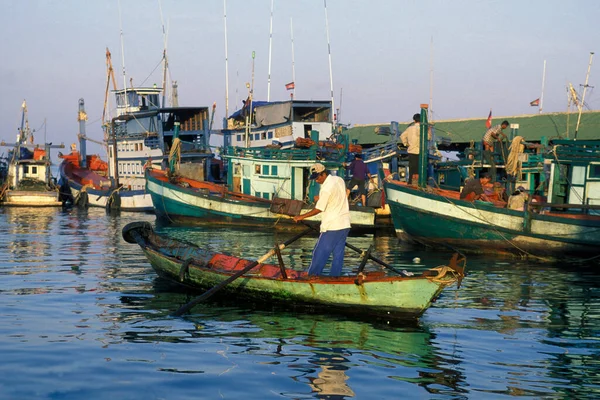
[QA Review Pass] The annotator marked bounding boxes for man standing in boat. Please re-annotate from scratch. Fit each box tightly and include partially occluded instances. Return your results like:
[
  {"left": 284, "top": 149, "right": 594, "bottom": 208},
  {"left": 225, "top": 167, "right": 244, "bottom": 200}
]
[
  {"left": 345, "top": 153, "right": 371, "bottom": 207},
  {"left": 400, "top": 113, "right": 428, "bottom": 185},
  {"left": 482, "top": 120, "right": 509, "bottom": 181},
  {"left": 293, "top": 163, "right": 351, "bottom": 276}
]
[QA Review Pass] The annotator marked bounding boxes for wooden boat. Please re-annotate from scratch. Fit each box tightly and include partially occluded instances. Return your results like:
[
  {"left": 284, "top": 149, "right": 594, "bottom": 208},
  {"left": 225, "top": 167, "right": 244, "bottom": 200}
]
[
  {"left": 59, "top": 50, "right": 214, "bottom": 212},
  {"left": 146, "top": 161, "right": 376, "bottom": 230},
  {"left": 384, "top": 106, "right": 600, "bottom": 260},
  {"left": 1, "top": 101, "right": 65, "bottom": 207},
  {"left": 122, "top": 221, "right": 465, "bottom": 319}
]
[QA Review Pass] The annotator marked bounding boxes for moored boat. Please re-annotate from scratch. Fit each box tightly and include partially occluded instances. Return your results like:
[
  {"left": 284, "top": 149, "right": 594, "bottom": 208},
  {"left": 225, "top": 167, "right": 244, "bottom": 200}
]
[
  {"left": 384, "top": 105, "right": 600, "bottom": 260},
  {"left": 1, "top": 101, "right": 65, "bottom": 207},
  {"left": 122, "top": 221, "right": 465, "bottom": 319}
]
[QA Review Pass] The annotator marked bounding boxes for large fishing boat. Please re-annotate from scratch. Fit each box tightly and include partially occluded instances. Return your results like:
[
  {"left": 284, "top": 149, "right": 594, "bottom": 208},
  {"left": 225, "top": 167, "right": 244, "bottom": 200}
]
[
  {"left": 1, "top": 101, "right": 64, "bottom": 207},
  {"left": 122, "top": 221, "right": 465, "bottom": 319},
  {"left": 384, "top": 105, "right": 600, "bottom": 260}
]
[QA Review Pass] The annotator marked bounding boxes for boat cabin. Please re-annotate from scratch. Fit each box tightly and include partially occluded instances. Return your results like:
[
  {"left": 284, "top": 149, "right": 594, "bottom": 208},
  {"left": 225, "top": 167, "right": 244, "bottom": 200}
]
[
  {"left": 113, "top": 87, "right": 162, "bottom": 117},
  {"left": 223, "top": 100, "right": 333, "bottom": 149}
]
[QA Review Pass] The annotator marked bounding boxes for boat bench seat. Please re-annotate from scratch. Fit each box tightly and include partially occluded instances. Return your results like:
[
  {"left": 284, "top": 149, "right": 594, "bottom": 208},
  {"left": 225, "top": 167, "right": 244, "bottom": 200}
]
[{"left": 209, "top": 254, "right": 304, "bottom": 279}]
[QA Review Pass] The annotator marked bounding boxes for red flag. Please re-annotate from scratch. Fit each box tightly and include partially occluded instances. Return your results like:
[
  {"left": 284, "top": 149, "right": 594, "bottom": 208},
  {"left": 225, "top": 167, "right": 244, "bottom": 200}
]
[
  {"left": 285, "top": 82, "right": 295, "bottom": 90},
  {"left": 485, "top": 110, "right": 492, "bottom": 129},
  {"left": 530, "top": 98, "right": 540, "bottom": 107}
]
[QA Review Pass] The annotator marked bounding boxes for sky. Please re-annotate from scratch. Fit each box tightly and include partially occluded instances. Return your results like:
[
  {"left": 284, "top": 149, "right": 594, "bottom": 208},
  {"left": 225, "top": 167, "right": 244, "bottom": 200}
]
[{"left": 1, "top": 0, "right": 599, "bottom": 158}]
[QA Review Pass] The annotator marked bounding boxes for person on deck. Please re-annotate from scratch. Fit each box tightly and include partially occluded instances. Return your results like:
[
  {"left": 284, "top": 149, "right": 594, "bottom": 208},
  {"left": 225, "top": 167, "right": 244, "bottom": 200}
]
[
  {"left": 482, "top": 120, "right": 509, "bottom": 181},
  {"left": 293, "top": 163, "right": 351, "bottom": 276},
  {"left": 400, "top": 113, "right": 430, "bottom": 185},
  {"left": 346, "top": 153, "right": 371, "bottom": 206},
  {"left": 460, "top": 173, "right": 492, "bottom": 202}
]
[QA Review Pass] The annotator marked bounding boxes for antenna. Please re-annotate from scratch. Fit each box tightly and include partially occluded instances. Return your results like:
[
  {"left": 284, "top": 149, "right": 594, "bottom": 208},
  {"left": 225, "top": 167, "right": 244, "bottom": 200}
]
[
  {"left": 324, "top": 0, "right": 335, "bottom": 124},
  {"left": 575, "top": 52, "right": 594, "bottom": 139},
  {"left": 266, "top": 0, "right": 274, "bottom": 102},
  {"left": 224, "top": 0, "right": 230, "bottom": 123}
]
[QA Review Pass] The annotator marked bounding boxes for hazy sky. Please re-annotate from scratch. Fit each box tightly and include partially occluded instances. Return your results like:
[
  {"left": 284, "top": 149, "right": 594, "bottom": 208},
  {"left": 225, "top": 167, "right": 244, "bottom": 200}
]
[{"left": 1, "top": 0, "right": 598, "bottom": 156}]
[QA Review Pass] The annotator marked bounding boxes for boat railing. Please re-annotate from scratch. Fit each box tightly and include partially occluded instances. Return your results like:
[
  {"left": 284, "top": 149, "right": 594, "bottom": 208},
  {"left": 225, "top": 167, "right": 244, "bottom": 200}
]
[{"left": 224, "top": 146, "right": 345, "bottom": 162}]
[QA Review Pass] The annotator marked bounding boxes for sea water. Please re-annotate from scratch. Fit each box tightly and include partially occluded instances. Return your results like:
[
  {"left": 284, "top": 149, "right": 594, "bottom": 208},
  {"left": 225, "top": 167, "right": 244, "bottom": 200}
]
[{"left": 0, "top": 206, "right": 599, "bottom": 399}]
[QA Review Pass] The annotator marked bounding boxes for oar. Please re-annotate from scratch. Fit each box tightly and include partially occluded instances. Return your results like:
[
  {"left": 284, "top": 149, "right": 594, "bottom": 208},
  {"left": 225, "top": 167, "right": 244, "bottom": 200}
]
[
  {"left": 300, "top": 222, "right": 408, "bottom": 276},
  {"left": 173, "top": 227, "right": 313, "bottom": 316}
]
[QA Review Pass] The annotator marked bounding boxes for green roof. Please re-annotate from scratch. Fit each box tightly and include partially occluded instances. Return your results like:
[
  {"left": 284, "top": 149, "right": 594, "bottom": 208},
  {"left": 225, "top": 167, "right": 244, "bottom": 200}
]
[{"left": 346, "top": 110, "right": 600, "bottom": 146}]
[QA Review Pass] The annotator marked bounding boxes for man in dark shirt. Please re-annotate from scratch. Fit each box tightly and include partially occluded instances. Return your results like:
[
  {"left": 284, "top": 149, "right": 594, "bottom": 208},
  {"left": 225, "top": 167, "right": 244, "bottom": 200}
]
[
  {"left": 460, "top": 173, "right": 492, "bottom": 202},
  {"left": 346, "top": 154, "right": 371, "bottom": 206}
]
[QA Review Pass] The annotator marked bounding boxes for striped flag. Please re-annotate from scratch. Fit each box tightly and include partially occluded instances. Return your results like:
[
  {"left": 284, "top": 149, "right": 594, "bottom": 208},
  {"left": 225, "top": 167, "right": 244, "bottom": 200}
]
[
  {"left": 530, "top": 98, "right": 540, "bottom": 107},
  {"left": 285, "top": 82, "right": 295, "bottom": 90}
]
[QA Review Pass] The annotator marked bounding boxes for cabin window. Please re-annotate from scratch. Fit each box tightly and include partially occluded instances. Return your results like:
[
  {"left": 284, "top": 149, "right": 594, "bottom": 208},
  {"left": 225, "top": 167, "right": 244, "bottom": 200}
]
[
  {"left": 589, "top": 164, "right": 600, "bottom": 179},
  {"left": 261, "top": 132, "right": 266, "bottom": 140},
  {"left": 24, "top": 166, "right": 29, "bottom": 174},
  {"left": 571, "top": 165, "right": 586, "bottom": 185},
  {"left": 267, "top": 131, "right": 273, "bottom": 139},
  {"left": 255, "top": 165, "right": 261, "bottom": 174},
  {"left": 254, "top": 133, "right": 260, "bottom": 141},
  {"left": 271, "top": 166, "right": 278, "bottom": 175},
  {"left": 32, "top": 166, "right": 37, "bottom": 174},
  {"left": 263, "top": 193, "right": 270, "bottom": 200},
  {"left": 255, "top": 191, "right": 261, "bottom": 197},
  {"left": 237, "top": 134, "right": 242, "bottom": 142},
  {"left": 262, "top": 165, "right": 269, "bottom": 175}
]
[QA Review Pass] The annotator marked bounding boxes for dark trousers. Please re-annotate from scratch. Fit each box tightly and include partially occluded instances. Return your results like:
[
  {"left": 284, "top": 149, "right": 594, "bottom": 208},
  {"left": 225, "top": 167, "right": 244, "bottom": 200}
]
[{"left": 482, "top": 149, "right": 497, "bottom": 181}]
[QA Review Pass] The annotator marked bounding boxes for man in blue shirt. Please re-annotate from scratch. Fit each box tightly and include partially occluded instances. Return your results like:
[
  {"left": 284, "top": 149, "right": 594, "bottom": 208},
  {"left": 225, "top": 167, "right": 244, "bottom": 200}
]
[{"left": 345, "top": 154, "right": 371, "bottom": 206}]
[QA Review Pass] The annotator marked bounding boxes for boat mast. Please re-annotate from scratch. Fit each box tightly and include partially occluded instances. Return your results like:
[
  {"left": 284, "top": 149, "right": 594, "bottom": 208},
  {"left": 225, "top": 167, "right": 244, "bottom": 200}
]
[
  {"left": 539, "top": 60, "right": 546, "bottom": 114},
  {"left": 158, "top": 0, "right": 169, "bottom": 108},
  {"left": 324, "top": 0, "right": 335, "bottom": 125},
  {"left": 224, "top": 0, "right": 230, "bottom": 125},
  {"left": 429, "top": 36, "right": 434, "bottom": 122},
  {"left": 118, "top": 0, "right": 128, "bottom": 110},
  {"left": 290, "top": 17, "right": 296, "bottom": 99},
  {"left": 575, "top": 52, "right": 594, "bottom": 140},
  {"left": 266, "top": 0, "right": 274, "bottom": 102}
]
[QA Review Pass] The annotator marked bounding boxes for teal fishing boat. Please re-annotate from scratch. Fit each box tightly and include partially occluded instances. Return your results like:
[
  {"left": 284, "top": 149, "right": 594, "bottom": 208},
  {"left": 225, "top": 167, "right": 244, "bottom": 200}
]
[
  {"left": 384, "top": 105, "right": 600, "bottom": 260},
  {"left": 122, "top": 222, "right": 464, "bottom": 319}
]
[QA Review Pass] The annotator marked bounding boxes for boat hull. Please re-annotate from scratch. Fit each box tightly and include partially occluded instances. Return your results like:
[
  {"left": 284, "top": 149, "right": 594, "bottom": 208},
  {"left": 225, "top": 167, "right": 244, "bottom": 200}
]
[
  {"left": 384, "top": 180, "right": 600, "bottom": 258},
  {"left": 2, "top": 190, "right": 62, "bottom": 207},
  {"left": 146, "top": 169, "right": 376, "bottom": 229}
]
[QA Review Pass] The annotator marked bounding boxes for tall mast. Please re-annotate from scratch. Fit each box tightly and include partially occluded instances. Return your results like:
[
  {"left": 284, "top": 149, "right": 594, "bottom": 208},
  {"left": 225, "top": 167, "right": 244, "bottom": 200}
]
[
  {"left": 266, "top": 0, "right": 274, "bottom": 102},
  {"left": 223, "top": 0, "right": 230, "bottom": 124},
  {"left": 158, "top": 0, "right": 169, "bottom": 108},
  {"left": 324, "top": 0, "right": 335, "bottom": 124},
  {"left": 539, "top": 60, "right": 546, "bottom": 114},
  {"left": 429, "top": 36, "right": 434, "bottom": 121},
  {"left": 118, "top": 0, "right": 128, "bottom": 108},
  {"left": 575, "top": 52, "right": 594, "bottom": 140},
  {"left": 290, "top": 17, "right": 296, "bottom": 99}
]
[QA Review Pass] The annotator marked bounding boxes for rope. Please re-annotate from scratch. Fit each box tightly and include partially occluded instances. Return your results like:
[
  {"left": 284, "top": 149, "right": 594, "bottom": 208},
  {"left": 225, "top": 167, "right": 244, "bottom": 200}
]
[{"left": 506, "top": 136, "right": 525, "bottom": 177}]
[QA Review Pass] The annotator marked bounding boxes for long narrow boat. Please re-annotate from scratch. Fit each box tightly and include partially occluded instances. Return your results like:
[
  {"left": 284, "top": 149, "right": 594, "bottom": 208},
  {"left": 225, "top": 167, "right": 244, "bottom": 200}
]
[
  {"left": 146, "top": 167, "right": 376, "bottom": 230},
  {"left": 122, "top": 221, "right": 464, "bottom": 319}
]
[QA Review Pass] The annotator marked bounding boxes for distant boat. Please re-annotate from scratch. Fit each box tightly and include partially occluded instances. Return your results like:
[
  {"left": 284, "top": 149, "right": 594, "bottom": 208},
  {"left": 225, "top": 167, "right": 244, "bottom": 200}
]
[
  {"left": 1, "top": 101, "right": 64, "bottom": 207},
  {"left": 122, "top": 221, "right": 465, "bottom": 319}
]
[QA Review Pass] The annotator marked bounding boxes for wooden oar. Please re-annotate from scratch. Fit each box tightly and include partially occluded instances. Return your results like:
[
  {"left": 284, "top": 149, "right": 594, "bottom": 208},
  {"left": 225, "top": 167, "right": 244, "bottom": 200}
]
[
  {"left": 173, "top": 227, "right": 313, "bottom": 316},
  {"left": 300, "top": 222, "right": 408, "bottom": 276}
]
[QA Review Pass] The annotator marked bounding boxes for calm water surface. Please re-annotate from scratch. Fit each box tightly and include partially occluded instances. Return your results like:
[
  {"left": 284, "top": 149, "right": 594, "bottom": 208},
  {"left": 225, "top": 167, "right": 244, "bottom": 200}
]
[{"left": 0, "top": 207, "right": 599, "bottom": 399}]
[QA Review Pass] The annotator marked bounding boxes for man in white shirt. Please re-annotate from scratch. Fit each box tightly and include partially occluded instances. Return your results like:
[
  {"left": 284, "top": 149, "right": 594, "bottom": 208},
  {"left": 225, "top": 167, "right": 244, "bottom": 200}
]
[
  {"left": 400, "top": 113, "right": 424, "bottom": 185},
  {"left": 293, "top": 163, "right": 351, "bottom": 276}
]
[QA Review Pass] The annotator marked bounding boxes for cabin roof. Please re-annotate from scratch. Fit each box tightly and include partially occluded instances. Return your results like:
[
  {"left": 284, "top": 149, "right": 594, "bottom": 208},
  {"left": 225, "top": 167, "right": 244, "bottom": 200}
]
[{"left": 345, "top": 110, "right": 600, "bottom": 146}]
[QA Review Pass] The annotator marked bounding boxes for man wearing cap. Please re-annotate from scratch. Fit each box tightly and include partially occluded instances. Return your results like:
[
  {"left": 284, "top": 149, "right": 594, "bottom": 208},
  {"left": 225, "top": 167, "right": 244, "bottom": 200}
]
[{"left": 293, "top": 163, "right": 351, "bottom": 276}]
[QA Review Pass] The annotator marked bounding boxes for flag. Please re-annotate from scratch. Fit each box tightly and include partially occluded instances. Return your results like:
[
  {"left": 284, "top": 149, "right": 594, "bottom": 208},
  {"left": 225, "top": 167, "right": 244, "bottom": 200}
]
[
  {"left": 485, "top": 110, "right": 492, "bottom": 129},
  {"left": 530, "top": 98, "right": 540, "bottom": 107},
  {"left": 285, "top": 82, "right": 295, "bottom": 90}
]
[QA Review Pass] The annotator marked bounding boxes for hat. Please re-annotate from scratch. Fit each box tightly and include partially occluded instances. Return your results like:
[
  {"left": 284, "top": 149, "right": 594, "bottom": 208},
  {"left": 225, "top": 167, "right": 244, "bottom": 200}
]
[
  {"left": 309, "top": 163, "right": 326, "bottom": 180},
  {"left": 517, "top": 185, "right": 526, "bottom": 192}
]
